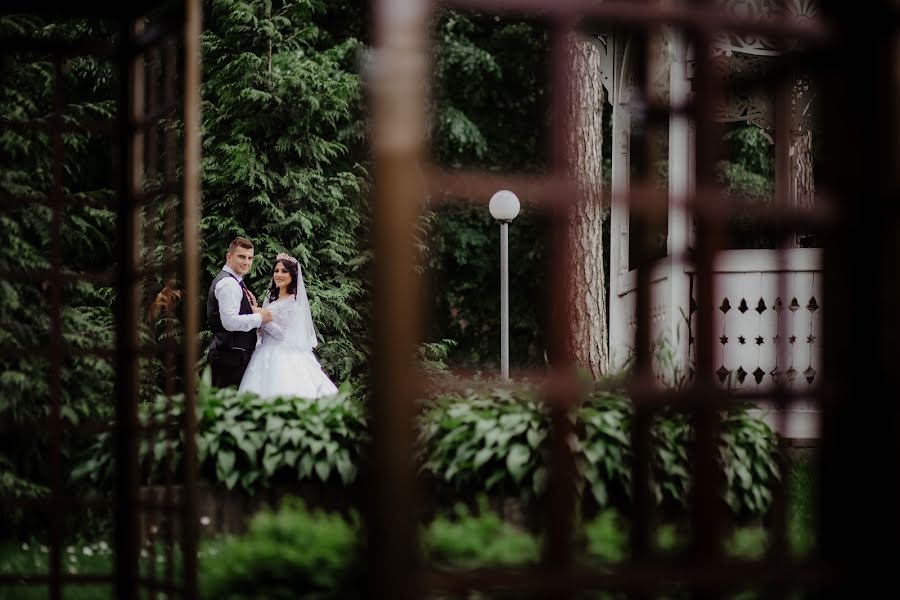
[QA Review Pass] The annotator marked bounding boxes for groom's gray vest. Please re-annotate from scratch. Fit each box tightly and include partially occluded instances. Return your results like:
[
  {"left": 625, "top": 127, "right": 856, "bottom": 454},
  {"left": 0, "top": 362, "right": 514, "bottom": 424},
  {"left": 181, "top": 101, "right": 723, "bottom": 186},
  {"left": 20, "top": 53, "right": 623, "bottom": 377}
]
[{"left": 208, "top": 271, "right": 258, "bottom": 352}]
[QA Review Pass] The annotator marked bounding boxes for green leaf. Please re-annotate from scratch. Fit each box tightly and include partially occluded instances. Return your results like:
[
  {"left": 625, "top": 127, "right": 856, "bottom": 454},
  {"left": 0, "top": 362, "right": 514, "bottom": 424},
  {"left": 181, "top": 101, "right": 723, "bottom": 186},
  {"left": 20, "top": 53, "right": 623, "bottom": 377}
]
[
  {"left": 263, "top": 447, "right": 280, "bottom": 477},
  {"left": 314, "top": 460, "right": 331, "bottom": 482},
  {"left": 335, "top": 452, "right": 356, "bottom": 484},
  {"left": 473, "top": 447, "right": 493, "bottom": 469},
  {"left": 298, "top": 453, "right": 314, "bottom": 479},
  {"left": 526, "top": 427, "right": 544, "bottom": 449},
  {"left": 235, "top": 436, "right": 258, "bottom": 463},
  {"left": 216, "top": 449, "right": 236, "bottom": 484},
  {"left": 505, "top": 444, "right": 530, "bottom": 484},
  {"left": 591, "top": 480, "right": 608, "bottom": 506}
]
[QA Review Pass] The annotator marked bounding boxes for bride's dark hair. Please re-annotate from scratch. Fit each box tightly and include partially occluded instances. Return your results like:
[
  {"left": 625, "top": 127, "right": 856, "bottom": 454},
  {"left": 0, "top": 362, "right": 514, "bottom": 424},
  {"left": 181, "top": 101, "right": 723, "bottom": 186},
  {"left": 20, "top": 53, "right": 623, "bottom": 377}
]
[{"left": 267, "top": 259, "right": 298, "bottom": 302}]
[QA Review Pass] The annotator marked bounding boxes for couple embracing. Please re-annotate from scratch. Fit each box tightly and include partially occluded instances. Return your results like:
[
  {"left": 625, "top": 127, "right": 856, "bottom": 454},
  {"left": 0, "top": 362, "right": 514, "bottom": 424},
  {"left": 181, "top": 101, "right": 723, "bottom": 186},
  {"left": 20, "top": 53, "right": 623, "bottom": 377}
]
[{"left": 207, "top": 236, "right": 338, "bottom": 399}]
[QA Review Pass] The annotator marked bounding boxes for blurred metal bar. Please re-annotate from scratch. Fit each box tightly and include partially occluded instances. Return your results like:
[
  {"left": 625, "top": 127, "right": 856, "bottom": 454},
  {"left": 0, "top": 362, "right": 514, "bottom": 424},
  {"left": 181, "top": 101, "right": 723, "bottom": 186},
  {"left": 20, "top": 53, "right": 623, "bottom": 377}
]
[
  {"left": 766, "top": 72, "right": 793, "bottom": 572},
  {"left": 440, "top": 0, "right": 833, "bottom": 43},
  {"left": 686, "top": 0, "right": 726, "bottom": 575},
  {"left": 370, "top": 1, "right": 429, "bottom": 598},
  {"left": 132, "top": 102, "right": 180, "bottom": 131},
  {"left": 113, "top": 18, "right": 143, "bottom": 600},
  {"left": 817, "top": 1, "right": 900, "bottom": 598},
  {"left": 540, "top": 22, "right": 577, "bottom": 591},
  {"left": 0, "top": 37, "right": 115, "bottom": 56},
  {"left": 0, "top": 496, "right": 114, "bottom": 509},
  {"left": 0, "top": 116, "right": 114, "bottom": 135},
  {"left": 427, "top": 168, "right": 575, "bottom": 208},
  {"left": 0, "top": 269, "right": 116, "bottom": 284},
  {"left": 47, "top": 55, "right": 65, "bottom": 600},
  {"left": 423, "top": 560, "right": 839, "bottom": 593},
  {"left": 626, "top": 30, "right": 656, "bottom": 568},
  {"left": 0, "top": 193, "right": 117, "bottom": 210},
  {"left": 0, "top": 574, "right": 117, "bottom": 585},
  {"left": 162, "top": 36, "right": 179, "bottom": 589},
  {"left": 0, "top": 419, "right": 115, "bottom": 434},
  {"left": 180, "top": 1, "right": 203, "bottom": 597}
]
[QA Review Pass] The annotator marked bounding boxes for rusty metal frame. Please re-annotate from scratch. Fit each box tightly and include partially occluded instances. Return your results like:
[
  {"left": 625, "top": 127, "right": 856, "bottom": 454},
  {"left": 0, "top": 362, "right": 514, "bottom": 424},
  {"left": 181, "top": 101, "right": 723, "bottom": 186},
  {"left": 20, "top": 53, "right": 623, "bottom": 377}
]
[
  {"left": 370, "top": 0, "right": 898, "bottom": 598},
  {"left": 0, "top": 1, "right": 201, "bottom": 598}
]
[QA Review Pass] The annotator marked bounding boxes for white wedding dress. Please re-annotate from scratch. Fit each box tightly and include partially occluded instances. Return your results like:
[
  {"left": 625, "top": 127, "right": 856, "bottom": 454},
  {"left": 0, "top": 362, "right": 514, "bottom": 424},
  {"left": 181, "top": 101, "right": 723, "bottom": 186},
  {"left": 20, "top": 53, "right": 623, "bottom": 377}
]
[{"left": 238, "top": 295, "right": 338, "bottom": 400}]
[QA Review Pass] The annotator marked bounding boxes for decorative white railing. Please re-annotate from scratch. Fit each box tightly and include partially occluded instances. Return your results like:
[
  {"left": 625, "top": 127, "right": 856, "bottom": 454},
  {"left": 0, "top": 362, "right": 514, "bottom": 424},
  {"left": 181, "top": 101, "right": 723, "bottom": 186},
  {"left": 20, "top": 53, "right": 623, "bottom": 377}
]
[
  {"left": 686, "top": 249, "right": 822, "bottom": 398},
  {"left": 615, "top": 249, "right": 823, "bottom": 400}
]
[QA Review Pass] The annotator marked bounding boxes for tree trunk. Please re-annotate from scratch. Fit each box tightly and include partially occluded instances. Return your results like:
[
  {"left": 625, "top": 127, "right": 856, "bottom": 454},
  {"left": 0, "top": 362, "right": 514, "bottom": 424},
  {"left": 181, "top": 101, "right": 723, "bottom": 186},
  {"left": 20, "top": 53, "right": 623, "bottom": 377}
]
[
  {"left": 566, "top": 34, "right": 609, "bottom": 378},
  {"left": 792, "top": 128, "right": 815, "bottom": 246}
]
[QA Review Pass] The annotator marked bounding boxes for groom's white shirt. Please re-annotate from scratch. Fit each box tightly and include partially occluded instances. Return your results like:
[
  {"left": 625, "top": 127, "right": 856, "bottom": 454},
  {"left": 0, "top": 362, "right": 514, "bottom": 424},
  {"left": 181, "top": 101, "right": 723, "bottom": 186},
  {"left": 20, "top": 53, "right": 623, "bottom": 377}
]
[{"left": 214, "top": 264, "right": 262, "bottom": 332}]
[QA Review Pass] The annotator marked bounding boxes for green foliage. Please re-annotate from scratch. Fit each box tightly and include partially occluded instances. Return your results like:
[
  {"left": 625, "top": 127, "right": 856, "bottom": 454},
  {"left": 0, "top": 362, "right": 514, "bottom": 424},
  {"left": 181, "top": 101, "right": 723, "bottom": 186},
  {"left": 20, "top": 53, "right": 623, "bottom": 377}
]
[
  {"left": 195, "top": 381, "right": 366, "bottom": 492},
  {"left": 418, "top": 387, "right": 548, "bottom": 500},
  {"left": 719, "top": 405, "right": 780, "bottom": 516},
  {"left": 577, "top": 392, "right": 634, "bottom": 508},
  {"left": 724, "top": 125, "right": 774, "bottom": 178},
  {"left": 73, "top": 373, "right": 368, "bottom": 495},
  {"left": 0, "top": 539, "right": 115, "bottom": 599},
  {"left": 418, "top": 338, "right": 459, "bottom": 374},
  {"left": 423, "top": 498, "right": 540, "bottom": 568},
  {"left": 432, "top": 12, "right": 547, "bottom": 170},
  {"left": 719, "top": 124, "right": 777, "bottom": 248},
  {"left": 200, "top": 498, "right": 361, "bottom": 600},
  {"left": 0, "top": 456, "right": 49, "bottom": 534},
  {"left": 419, "top": 383, "right": 780, "bottom": 519},
  {"left": 787, "top": 449, "right": 816, "bottom": 556},
  {"left": 425, "top": 204, "right": 548, "bottom": 367},
  {"left": 427, "top": 12, "right": 551, "bottom": 367},
  {"left": 2, "top": 449, "right": 816, "bottom": 597},
  {"left": 2, "top": 3, "right": 373, "bottom": 532},
  {"left": 0, "top": 16, "right": 117, "bottom": 530},
  {"left": 580, "top": 509, "right": 629, "bottom": 563},
  {"left": 199, "top": 0, "right": 370, "bottom": 382}
]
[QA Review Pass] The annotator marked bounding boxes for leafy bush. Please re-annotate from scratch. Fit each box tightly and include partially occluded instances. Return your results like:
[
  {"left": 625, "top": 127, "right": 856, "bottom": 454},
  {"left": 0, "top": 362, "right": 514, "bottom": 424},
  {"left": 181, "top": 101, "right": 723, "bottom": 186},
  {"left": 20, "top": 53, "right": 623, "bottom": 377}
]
[
  {"left": 418, "top": 383, "right": 780, "bottom": 519},
  {"left": 719, "top": 406, "right": 780, "bottom": 516},
  {"left": 418, "top": 387, "right": 547, "bottom": 500},
  {"left": 195, "top": 379, "right": 366, "bottom": 492},
  {"left": 423, "top": 499, "right": 540, "bottom": 568},
  {"left": 73, "top": 373, "right": 368, "bottom": 495},
  {"left": 200, "top": 498, "right": 361, "bottom": 600}
]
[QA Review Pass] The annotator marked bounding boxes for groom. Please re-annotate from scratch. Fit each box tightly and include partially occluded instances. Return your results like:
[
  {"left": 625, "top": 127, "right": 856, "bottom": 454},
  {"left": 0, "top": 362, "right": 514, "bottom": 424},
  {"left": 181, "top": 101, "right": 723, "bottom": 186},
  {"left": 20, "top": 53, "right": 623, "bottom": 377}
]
[{"left": 207, "top": 236, "right": 272, "bottom": 388}]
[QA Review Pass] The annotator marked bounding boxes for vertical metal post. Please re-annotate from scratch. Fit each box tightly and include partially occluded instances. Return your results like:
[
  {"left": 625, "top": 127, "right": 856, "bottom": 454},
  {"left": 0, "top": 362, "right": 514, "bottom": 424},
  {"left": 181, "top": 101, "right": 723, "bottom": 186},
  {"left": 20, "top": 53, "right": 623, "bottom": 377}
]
[
  {"left": 181, "top": 0, "right": 203, "bottom": 597},
  {"left": 500, "top": 221, "right": 510, "bottom": 380},
  {"left": 370, "top": 1, "right": 429, "bottom": 598},
  {"left": 114, "top": 18, "right": 142, "bottom": 600}
]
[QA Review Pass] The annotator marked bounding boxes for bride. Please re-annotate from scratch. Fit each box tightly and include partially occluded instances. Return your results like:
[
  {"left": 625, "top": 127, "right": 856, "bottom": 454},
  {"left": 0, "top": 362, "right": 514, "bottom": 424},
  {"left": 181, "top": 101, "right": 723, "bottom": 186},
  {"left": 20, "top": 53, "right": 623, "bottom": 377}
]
[{"left": 238, "top": 252, "right": 338, "bottom": 399}]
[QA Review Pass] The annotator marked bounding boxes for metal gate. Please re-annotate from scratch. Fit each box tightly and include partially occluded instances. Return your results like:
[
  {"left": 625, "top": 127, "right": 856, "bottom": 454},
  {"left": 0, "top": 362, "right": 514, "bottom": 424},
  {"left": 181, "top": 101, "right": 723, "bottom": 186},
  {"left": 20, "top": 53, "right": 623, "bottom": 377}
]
[
  {"left": 1, "top": 1, "right": 201, "bottom": 598},
  {"left": 1, "top": 0, "right": 898, "bottom": 598},
  {"left": 370, "top": 0, "right": 898, "bottom": 598}
]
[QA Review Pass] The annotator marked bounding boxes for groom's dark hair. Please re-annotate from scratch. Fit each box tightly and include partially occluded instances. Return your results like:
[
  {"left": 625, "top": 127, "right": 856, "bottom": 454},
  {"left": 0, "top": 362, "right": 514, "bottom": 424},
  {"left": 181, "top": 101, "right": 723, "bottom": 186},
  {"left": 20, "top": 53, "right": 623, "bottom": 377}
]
[{"left": 227, "top": 236, "right": 253, "bottom": 255}]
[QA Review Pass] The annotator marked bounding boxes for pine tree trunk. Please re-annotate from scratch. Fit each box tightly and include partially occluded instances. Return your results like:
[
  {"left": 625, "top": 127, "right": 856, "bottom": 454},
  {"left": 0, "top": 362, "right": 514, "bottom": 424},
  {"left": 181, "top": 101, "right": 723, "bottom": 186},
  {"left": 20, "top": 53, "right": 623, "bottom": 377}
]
[
  {"left": 792, "top": 129, "right": 815, "bottom": 245},
  {"left": 566, "top": 34, "right": 609, "bottom": 378}
]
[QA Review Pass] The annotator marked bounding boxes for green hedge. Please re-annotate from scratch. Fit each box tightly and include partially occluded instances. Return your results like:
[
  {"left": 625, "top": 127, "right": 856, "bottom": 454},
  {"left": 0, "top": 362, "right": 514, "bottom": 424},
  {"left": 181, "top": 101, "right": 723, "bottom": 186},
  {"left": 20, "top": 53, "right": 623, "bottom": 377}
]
[
  {"left": 72, "top": 371, "right": 368, "bottom": 495},
  {"left": 73, "top": 374, "right": 779, "bottom": 520},
  {"left": 418, "top": 384, "right": 779, "bottom": 519}
]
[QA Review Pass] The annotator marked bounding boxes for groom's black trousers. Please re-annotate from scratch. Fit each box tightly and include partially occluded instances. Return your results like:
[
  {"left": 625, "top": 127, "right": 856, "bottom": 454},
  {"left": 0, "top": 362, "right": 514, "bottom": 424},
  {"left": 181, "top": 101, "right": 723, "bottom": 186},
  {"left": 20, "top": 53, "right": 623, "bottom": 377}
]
[{"left": 209, "top": 348, "right": 253, "bottom": 388}]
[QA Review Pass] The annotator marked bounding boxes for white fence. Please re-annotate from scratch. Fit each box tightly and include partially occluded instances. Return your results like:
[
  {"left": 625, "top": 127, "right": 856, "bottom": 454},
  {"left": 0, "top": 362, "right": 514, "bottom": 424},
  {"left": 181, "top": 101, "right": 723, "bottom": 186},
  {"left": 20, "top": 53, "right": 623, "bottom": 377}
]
[{"left": 614, "top": 248, "right": 823, "bottom": 439}]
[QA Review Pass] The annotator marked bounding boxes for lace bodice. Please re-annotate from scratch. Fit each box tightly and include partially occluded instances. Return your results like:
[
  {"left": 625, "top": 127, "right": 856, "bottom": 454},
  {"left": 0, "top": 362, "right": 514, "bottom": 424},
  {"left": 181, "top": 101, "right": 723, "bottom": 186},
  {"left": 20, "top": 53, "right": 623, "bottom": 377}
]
[
  {"left": 256, "top": 294, "right": 318, "bottom": 351},
  {"left": 260, "top": 297, "right": 298, "bottom": 341}
]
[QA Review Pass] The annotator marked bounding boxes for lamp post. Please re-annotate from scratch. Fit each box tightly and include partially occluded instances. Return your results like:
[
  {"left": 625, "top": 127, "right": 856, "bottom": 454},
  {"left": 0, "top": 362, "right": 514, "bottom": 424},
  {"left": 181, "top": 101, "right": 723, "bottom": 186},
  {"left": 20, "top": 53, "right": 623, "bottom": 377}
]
[{"left": 489, "top": 190, "right": 520, "bottom": 380}]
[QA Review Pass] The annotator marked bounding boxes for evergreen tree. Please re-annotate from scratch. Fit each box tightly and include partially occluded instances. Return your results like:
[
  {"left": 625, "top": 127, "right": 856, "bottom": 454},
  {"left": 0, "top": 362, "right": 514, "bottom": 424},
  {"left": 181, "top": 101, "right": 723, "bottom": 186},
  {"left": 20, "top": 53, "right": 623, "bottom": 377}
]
[
  {"left": 0, "top": 16, "right": 118, "bottom": 521},
  {"left": 200, "top": 0, "right": 370, "bottom": 381}
]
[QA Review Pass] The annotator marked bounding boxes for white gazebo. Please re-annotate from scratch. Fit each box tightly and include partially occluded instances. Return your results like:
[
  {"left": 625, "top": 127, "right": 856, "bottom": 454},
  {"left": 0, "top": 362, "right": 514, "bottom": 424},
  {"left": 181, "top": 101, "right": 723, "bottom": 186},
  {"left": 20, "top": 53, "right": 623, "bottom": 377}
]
[{"left": 597, "top": 1, "right": 822, "bottom": 439}]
